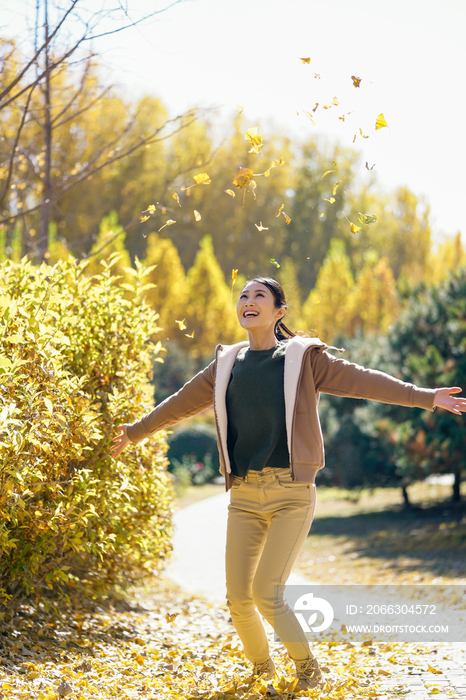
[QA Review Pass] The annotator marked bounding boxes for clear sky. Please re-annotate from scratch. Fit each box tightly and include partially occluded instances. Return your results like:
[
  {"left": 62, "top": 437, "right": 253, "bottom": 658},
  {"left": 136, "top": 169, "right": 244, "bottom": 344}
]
[{"left": 4, "top": 0, "right": 466, "bottom": 242}]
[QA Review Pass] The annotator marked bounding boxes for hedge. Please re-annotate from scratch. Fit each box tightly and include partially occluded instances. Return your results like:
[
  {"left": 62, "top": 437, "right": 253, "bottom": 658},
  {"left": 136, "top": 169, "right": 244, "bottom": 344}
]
[{"left": 0, "top": 254, "right": 175, "bottom": 609}]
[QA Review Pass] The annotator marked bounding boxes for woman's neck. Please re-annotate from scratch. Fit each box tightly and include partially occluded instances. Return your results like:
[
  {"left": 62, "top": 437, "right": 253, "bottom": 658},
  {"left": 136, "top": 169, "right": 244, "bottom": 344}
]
[{"left": 247, "top": 330, "right": 278, "bottom": 351}]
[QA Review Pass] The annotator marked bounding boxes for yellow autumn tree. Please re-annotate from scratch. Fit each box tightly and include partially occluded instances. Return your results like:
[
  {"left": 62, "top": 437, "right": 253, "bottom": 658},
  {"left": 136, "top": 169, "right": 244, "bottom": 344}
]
[
  {"left": 185, "top": 235, "right": 244, "bottom": 358},
  {"left": 300, "top": 238, "right": 355, "bottom": 343},
  {"left": 348, "top": 250, "right": 400, "bottom": 336},
  {"left": 277, "top": 257, "right": 302, "bottom": 332},
  {"left": 84, "top": 212, "right": 132, "bottom": 284},
  {"left": 423, "top": 232, "right": 466, "bottom": 286},
  {"left": 141, "top": 232, "right": 188, "bottom": 341}
]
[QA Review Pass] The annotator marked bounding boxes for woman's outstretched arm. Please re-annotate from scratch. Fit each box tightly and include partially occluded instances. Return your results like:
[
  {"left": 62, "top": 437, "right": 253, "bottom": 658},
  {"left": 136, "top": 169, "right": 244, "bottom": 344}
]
[{"left": 111, "top": 358, "right": 216, "bottom": 459}]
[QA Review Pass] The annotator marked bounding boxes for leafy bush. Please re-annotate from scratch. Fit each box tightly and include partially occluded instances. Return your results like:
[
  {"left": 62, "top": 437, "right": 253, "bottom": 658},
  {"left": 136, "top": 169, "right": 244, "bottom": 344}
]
[{"left": 0, "top": 254, "right": 175, "bottom": 609}]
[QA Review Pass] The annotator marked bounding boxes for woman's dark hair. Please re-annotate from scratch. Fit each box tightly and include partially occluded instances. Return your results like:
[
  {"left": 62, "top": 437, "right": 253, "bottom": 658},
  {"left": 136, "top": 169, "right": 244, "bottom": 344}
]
[{"left": 247, "top": 276, "right": 296, "bottom": 341}]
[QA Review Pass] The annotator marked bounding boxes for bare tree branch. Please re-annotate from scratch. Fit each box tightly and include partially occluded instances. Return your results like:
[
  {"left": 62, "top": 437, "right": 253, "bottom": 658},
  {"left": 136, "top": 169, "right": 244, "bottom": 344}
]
[
  {"left": 0, "top": 86, "right": 35, "bottom": 211},
  {"left": 84, "top": 0, "right": 184, "bottom": 41}
]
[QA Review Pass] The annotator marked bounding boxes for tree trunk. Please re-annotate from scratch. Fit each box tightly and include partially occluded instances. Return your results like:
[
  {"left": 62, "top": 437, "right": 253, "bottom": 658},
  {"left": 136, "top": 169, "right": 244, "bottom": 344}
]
[
  {"left": 452, "top": 470, "right": 461, "bottom": 503},
  {"left": 39, "top": 0, "right": 52, "bottom": 261},
  {"left": 402, "top": 484, "right": 411, "bottom": 507}
]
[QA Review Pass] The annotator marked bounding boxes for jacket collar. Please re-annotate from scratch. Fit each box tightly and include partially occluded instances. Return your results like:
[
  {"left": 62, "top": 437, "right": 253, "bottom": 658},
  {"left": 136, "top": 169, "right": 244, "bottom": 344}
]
[{"left": 213, "top": 337, "right": 328, "bottom": 473}]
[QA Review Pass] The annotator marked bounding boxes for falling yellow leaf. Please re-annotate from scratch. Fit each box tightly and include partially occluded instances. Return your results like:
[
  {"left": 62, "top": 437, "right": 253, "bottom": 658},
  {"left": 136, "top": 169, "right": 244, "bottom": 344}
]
[
  {"left": 158, "top": 219, "right": 176, "bottom": 232},
  {"left": 194, "top": 210, "right": 201, "bottom": 221},
  {"left": 165, "top": 613, "right": 178, "bottom": 623},
  {"left": 333, "top": 96, "right": 340, "bottom": 106},
  {"left": 321, "top": 170, "right": 335, "bottom": 179},
  {"left": 349, "top": 223, "right": 361, "bottom": 235},
  {"left": 312, "top": 102, "right": 319, "bottom": 112},
  {"left": 300, "top": 57, "right": 311, "bottom": 63},
  {"left": 333, "top": 180, "right": 342, "bottom": 195},
  {"left": 358, "top": 212, "right": 377, "bottom": 225},
  {"left": 303, "top": 111, "right": 315, "bottom": 123},
  {"left": 276, "top": 204, "right": 284, "bottom": 217},
  {"left": 236, "top": 103, "right": 243, "bottom": 114},
  {"left": 270, "top": 259, "right": 280, "bottom": 268},
  {"left": 376, "top": 113, "right": 388, "bottom": 130},
  {"left": 365, "top": 162, "right": 376, "bottom": 170},
  {"left": 255, "top": 222, "right": 269, "bottom": 231},
  {"left": 233, "top": 168, "right": 254, "bottom": 189},
  {"left": 172, "top": 192, "right": 181, "bottom": 207},
  {"left": 351, "top": 75, "right": 362, "bottom": 87},
  {"left": 324, "top": 197, "right": 336, "bottom": 204},
  {"left": 245, "top": 127, "right": 263, "bottom": 154},
  {"left": 147, "top": 204, "right": 156, "bottom": 214},
  {"left": 323, "top": 104, "right": 332, "bottom": 109},
  {"left": 139, "top": 215, "right": 150, "bottom": 223},
  {"left": 314, "top": 73, "right": 321, "bottom": 79},
  {"left": 175, "top": 319, "right": 187, "bottom": 331},
  {"left": 339, "top": 115, "right": 346, "bottom": 122},
  {"left": 185, "top": 331, "right": 195, "bottom": 339},
  {"left": 231, "top": 269, "right": 238, "bottom": 283},
  {"left": 193, "top": 172, "right": 211, "bottom": 185},
  {"left": 224, "top": 189, "right": 236, "bottom": 197},
  {"left": 282, "top": 212, "right": 291, "bottom": 224}
]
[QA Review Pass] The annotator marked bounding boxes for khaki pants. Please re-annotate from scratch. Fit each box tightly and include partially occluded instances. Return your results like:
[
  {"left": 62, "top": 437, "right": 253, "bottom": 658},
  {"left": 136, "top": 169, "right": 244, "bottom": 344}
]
[{"left": 225, "top": 466, "right": 317, "bottom": 663}]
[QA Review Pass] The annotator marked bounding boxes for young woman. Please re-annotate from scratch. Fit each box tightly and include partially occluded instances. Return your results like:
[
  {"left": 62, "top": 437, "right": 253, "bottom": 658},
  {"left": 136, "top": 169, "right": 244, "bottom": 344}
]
[{"left": 111, "top": 276, "right": 465, "bottom": 691}]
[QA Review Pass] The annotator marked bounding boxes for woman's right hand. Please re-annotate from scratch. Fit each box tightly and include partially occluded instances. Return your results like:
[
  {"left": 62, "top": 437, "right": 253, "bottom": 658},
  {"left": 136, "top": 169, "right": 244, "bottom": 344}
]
[{"left": 111, "top": 424, "right": 131, "bottom": 459}]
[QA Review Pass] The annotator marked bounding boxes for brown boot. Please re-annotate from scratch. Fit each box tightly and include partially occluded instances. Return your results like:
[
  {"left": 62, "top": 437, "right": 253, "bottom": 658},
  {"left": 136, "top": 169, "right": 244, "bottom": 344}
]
[
  {"left": 251, "top": 657, "right": 276, "bottom": 681},
  {"left": 294, "top": 655, "right": 324, "bottom": 690}
]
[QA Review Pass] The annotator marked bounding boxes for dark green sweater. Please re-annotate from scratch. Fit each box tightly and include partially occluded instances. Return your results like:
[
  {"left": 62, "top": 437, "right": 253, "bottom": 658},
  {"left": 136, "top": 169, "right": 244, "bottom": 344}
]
[{"left": 225, "top": 342, "right": 290, "bottom": 476}]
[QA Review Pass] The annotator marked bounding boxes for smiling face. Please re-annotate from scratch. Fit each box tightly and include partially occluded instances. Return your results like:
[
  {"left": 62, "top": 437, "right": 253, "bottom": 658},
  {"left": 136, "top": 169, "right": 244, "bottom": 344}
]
[{"left": 237, "top": 281, "right": 286, "bottom": 334}]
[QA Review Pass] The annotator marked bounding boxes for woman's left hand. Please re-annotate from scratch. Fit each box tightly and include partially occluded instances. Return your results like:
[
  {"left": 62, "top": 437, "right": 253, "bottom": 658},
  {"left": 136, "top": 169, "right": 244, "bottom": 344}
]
[{"left": 434, "top": 387, "right": 466, "bottom": 415}]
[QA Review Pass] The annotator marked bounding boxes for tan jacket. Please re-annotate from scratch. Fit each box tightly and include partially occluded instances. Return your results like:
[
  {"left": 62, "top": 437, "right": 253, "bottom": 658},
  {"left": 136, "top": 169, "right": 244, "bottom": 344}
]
[{"left": 126, "top": 336, "right": 437, "bottom": 492}]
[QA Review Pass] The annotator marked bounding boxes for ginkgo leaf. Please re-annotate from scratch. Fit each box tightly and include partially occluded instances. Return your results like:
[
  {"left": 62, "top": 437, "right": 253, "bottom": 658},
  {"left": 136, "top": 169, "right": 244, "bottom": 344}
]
[
  {"left": 175, "top": 319, "right": 187, "bottom": 331},
  {"left": 303, "top": 111, "right": 315, "bottom": 123},
  {"left": 276, "top": 204, "right": 284, "bottom": 217},
  {"left": 349, "top": 223, "right": 361, "bottom": 234},
  {"left": 300, "top": 57, "right": 311, "bottom": 63},
  {"left": 324, "top": 197, "right": 336, "bottom": 204},
  {"left": 270, "top": 259, "right": 280, "bottom": 268},
  {"left": 225, "top": 189, "right": 236, "bottom": 197},
  {"left": 165, "top": 613, "right": 178, "bottom": 623},
  {"left": 255, "top": 222, "right": 269, "bottom": 231},
  {"left": 365, "top": 162, "right": 376, "bottom": 170},
  {"left": 172, "top": 192, "right": 181, "bottom": 207},
  {"left": 339, "top": 115, "right": 346, "bottom": 121},
  {"left": 185, "top": 331, "right": 195, "bottom": 339},
  {"left": 158, "top": 220, "right": 176, "bottom": 232},
  {"left": 323, "top": 104, "right": 332, "bottom": 110},
  {"left": 321, "top": 170, "right": 335, "bottom": 179},
  {"left": 236, "top": 103, "right": 243, "bottom": 114},
  {"left": 333, "top": 96, "right": 340, "bottom": 106},
  {"left": 282, "top": 211, "right": 291, "bottom": 224},
  {"left": 139, "top": 215, "right": 150, "bottom": 223},
  {"left": 193, "top": 173, "right": 211, "bottom": 185},
  {"left": 245, "top": 127, "right": 263, "bottom": 154},
  {"left": 231, "top": 269, "right": 238, "bottom": 283},
  {"left": 333, "top": 180, "right": 342, "bottom": 195},
  {"left": 376, "top": 113, "right": 388, "bottom": 130},
  {"left": 194, "top": 210, "right": 201, "bottom": 221},
  {"left": 312, "top": 102, "right": 319, "bottom": 112},
  {"left": 44, "top": 398, "right": 53, "bottom": 415},
  {"left": 358, "top": 212, "right": 378, "bottom": 225},
  {"left": 351, "top": 75, "right": 362, "bottom": 87},
  {"left": 233, "top": 168, "right": 254, "bottom": 189}
]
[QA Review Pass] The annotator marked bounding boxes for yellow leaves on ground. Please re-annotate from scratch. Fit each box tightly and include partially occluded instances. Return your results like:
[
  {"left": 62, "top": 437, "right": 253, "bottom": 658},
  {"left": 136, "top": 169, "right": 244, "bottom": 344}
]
[
  {"left": 43, "top": 397, "right": 53, "bottom": 415},
  {"left": 245, "top": 127, "right": 263, "bottom": 155}
]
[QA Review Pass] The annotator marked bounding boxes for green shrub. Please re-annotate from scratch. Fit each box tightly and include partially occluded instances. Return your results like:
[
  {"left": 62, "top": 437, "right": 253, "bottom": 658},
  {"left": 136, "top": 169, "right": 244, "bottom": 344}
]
[
  {"left": 0, "top": 254, "right": 175, "bottom": 609},
  {"left": 167, "top": 423, "right": 220, "bottom": 483}
]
